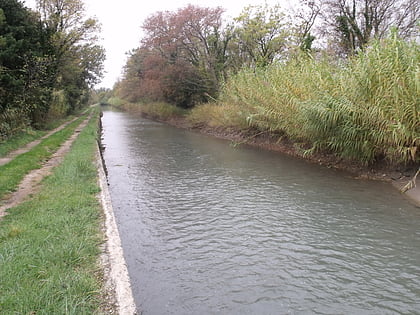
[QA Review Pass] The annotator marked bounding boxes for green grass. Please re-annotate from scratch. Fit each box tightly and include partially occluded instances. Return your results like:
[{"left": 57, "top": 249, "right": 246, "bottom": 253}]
[
  {"left": 0, "top": 108, "right": 104, "bottom": 313},
  {"left": 0, "top": 129, "right": 46, "bottom": 158},
  {"left": 0, "top": 109, "right": 90, "bottom": 158},
  {"left": 0, "top": 112, "right": 90, "bottom": 200}
]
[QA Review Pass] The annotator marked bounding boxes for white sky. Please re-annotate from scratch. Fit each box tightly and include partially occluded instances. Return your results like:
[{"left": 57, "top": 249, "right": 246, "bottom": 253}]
[{"left": 23, "top": 0, "right": 297, "bottom": 88}]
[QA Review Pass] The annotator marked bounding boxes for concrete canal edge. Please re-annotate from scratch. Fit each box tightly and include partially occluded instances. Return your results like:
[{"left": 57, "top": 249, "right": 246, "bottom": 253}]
[
  {"left": 96, "top": 145, "right": 137, "bottom": 314},
  {"left": 392, "top": 177, "right": 420, "bottom": 207}
]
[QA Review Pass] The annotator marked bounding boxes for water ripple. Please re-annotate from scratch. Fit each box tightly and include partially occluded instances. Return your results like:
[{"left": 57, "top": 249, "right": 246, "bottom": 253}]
[{"left": 102, "top": 110, "right": 420, "bottom": 314}]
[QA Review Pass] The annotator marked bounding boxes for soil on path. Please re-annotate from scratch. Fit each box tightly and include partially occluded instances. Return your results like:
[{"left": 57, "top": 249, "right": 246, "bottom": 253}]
[
  {"left": 0, "top": 115, "right": 91, "bottom": 218},
  {"left": 0, "top": 111, "right": 133, "bottom": 314},
  {"left": 0, "top": 116, "right": 80, "bottom": 167}
]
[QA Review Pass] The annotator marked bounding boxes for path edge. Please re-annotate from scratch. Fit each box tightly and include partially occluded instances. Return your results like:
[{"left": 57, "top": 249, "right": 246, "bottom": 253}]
[{"left": 96, "top": 145, "right": 137, "bottom": 314}]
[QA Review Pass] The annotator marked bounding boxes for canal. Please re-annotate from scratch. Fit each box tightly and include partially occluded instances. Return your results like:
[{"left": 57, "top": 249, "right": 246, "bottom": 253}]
[{"left": 101, "top": 108, "right": 420, "bottom": 314}]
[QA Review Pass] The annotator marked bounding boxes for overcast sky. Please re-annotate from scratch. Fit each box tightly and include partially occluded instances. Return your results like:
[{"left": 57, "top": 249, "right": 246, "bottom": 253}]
[{"left": 23, "top": 0, "right": 297, "bottom": 88}]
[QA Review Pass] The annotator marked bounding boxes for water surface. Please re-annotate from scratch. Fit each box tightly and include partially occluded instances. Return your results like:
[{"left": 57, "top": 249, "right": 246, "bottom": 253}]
[{"left": 101, "top": 109, "right": 420, "bottom": 314}]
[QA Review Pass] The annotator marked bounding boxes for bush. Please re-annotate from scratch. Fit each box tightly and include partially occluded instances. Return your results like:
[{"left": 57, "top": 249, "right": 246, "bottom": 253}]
[
  {"left": 107, "top": 97, "right": 126, "bottom": 107},
  {"left": 138, "top": 102, "right": 187, "bottom": 119},
  {"left": 0, "top": 107, "right": 30, "bottom": 141},
  {"left": 188, "top": 102, "right": 249, "bottom": 129},
  {"left": 47, "top": 90, "right": 69, "bottom": 121}
]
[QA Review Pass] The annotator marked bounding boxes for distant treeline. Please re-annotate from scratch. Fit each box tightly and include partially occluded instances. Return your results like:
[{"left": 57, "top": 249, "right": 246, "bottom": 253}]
[
  {"left": 0, "top": 0, "right": 104, "bottom": 139},
  {"left": 110, "top": 1, "right": 419, "bottom": 165}
]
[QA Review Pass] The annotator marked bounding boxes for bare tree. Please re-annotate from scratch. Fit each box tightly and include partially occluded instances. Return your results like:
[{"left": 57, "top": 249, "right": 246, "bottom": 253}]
[
  {"left": 302, "top": 0, "right": 419, "bottom": 55},
  {"left": 292, "top": 0, "right": 322, "bottom": 51}
]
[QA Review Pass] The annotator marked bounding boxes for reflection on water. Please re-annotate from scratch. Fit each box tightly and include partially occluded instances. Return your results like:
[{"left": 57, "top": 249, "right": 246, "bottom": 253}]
[{"left": 101, "top": 109, "right": 420, "bottom": 314}]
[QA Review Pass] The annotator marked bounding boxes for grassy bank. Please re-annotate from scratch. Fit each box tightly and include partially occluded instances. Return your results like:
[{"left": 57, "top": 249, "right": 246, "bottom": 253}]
[
  {"left": 0, "top": 109, "right": 90, "bottom": 158},
  {"left": 0, "top": 108, "right": 105, "bottom": 313},
  {"left": 108, "top": 99, "right": 187, "bottom": 120},
  {"left": 0, "top": 129, "right": 46, "bottom": 158},
  {"left": 0, "top": 112, "right": 90, "bottom": 200}
]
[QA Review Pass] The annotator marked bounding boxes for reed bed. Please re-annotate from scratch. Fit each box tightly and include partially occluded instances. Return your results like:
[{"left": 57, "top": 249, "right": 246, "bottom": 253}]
[
  {"left": 136, "top": 102, "right": 188, "bottom": 120},
  {"left": 206, "top": 33, "right": 419, "bottom": 165}
]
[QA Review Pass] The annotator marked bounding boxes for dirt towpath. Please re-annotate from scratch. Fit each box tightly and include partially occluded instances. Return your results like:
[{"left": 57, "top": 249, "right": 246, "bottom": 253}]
[
  {"left": 0, "top": 115, "right": 91, "bottom": 218},
  {"left": 0, "top": 116, "right": 81, "bottom": 167}
]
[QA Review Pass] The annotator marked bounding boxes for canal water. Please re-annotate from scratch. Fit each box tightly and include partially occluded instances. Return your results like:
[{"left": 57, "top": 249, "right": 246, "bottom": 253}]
[{"left": 101, "top": 108, "right": 420, "bottom": 314}]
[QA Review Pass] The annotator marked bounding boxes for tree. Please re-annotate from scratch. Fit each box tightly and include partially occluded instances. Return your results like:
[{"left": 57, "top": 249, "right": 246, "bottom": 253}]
[
  {"left": 232, "top": 4, "right": 290, "bottom": 68},
  {"left": 291, "top": 0, "right": 322, "bottom": 51},
  {"left": 35, "top": 0, "right": 104, "bottom": 113},
  {"left": 0, "top": 0, "right": 104, "bottom": 138},
  {"left": 319, "top": 0, "right": 420, "bottom": 55},
  {"left": 119, "top": 48, "right": 167, "bottom": 103},
  {"left": 142, "top": 5, "right": 230, "bottom": 99},
  {"left": 59, "top": 43, "right": 105, "bottom": 111},
  {"left": 120, "top": 5, "right": 230, "bottom": 108},
  {"left": 36, "top": 0, "right": 99, "bottom": 58},
  {"left": 0, "top": 0, "right": 49, "bottom": 134}
]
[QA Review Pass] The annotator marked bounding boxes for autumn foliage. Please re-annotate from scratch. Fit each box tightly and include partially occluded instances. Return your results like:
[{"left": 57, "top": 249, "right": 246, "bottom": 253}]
[
  {"left": 117, "top": 5, "right": 228, "bottom": 108},
  {"left": 116, "top": 1, "right": 419, "bottom": 112}
]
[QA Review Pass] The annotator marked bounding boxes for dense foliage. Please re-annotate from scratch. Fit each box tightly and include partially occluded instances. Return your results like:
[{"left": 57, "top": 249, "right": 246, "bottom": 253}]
[
  {"left": 114, "top": 1, "right": 418, "bottom": 165},
  {"left": 0, "top": 0, "right": 104, "bottom": 139},
  {"left": 115, "top": 5, "right": 229, "bottom": 108},
  {"left": 116, "top": 1, "right": 418, "bottom": 107},
  {"left": 115, "top": 4, "right": 295, "bottom": 108},
  {"left": 193, "top": 33, "right": 419, "bottom": 165}
]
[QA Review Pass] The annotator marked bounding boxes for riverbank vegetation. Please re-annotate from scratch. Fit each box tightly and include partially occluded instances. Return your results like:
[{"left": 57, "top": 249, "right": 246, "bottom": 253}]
[
  {"left": 0, "top": 0, "right": 104, "bottom": 140},
  {"left": 110, "top": 0, "right": 419, "bottom": 167},
  {"left": 204, "top": 34, "right": 419, "bottom": 165},
  {"left": 0, "top": 109, "right": 106, "bottom": 313}
]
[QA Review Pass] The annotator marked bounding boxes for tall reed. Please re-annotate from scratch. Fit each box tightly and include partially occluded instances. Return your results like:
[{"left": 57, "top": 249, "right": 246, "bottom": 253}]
[
  {"left": 303, "top": 33, "right": 419, "bottom": 164},
  {"left": 217, "top": 33, "right": 419, "bottom": 165}
]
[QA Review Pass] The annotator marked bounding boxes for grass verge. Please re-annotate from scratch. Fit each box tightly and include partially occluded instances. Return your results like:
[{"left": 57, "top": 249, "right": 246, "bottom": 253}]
[
  {"left": 0, "top": 107, "right": 104, "bottom": 313},
  {"left": 0, "top": 109, "right": 90, "bottom": 158},
  {"left": 135, "top": 102, "right": 188, "bottom": 120},
  {"left": 0, "top": 129, "right": 46, "bottom": 158},
  {"left": 0, "top": 111, "right": 90, "bottom": 200}
]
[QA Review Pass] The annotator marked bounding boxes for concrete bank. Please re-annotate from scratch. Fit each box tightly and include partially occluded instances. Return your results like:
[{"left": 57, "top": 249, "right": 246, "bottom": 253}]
[
  {"left": 392, "top": 175, "right": 420, "bottom": 207},
  {"left": 96, "top": 145, "right": 137, "bottom": 314}
]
